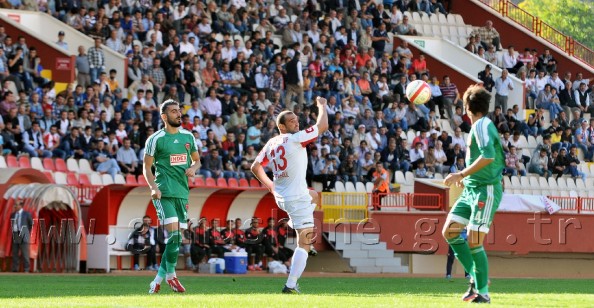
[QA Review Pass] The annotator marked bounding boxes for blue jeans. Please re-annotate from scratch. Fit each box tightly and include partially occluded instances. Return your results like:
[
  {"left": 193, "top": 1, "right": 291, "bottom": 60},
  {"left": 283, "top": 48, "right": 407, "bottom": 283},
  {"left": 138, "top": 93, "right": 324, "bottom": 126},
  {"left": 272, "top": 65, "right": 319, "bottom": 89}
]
[
  {"left": 97, "top": 158, "right": 121, "bottom": 180},
  {"left": 537, "top": 102, "right": 563, "bottom": 121},
  {"left": 90, "top": 67, "right": 103, "bottom": 84}
]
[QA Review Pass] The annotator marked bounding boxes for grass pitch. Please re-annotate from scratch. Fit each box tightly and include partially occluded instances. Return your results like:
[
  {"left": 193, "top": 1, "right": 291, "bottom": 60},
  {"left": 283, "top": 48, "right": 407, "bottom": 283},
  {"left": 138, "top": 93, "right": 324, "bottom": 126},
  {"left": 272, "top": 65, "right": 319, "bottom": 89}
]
[{"left": 1, "top": 274, "right": 593, "bottom": 307}]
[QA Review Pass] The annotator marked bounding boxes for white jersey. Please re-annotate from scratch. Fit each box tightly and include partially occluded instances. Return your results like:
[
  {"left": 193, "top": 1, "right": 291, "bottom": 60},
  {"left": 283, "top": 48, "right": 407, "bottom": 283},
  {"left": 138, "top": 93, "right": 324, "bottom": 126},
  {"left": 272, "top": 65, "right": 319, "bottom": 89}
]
[{"left": 255, "top": 125, "right": 319, "bottom": 202}]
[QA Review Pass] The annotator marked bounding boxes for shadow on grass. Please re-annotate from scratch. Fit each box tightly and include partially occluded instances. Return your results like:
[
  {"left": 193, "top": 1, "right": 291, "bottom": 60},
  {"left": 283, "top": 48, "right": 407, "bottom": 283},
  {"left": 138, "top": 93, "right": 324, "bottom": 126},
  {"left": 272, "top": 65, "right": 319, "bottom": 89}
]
[{"left": 0, "top": 276, "right": 593, "bottom": 298}]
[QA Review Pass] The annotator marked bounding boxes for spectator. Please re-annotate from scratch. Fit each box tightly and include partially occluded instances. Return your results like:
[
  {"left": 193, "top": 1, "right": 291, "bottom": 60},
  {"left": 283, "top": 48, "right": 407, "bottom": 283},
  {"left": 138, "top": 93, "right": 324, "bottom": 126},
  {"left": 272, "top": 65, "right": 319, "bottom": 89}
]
[
  {"left": 91, "top": 140, "right": 121, "bottom": 180},
  {"left": 262, "top": 217, "right": 291, "bottom": 267},
  {"left": 504, "top": 145, "right": 526, "bottom": 176},
  {"left": 439, "top": 75, "right": 461, "bottom": 120},
  {"left": 190, "top": 218, "right": 210, "bottom": 271},
  {"left": 566, "top": 145, "right": 586, "bottom": 180},
  {"left": 127, "top": 216, "right": 157, "bottom": 271},
  {"left": 414, "top": 160, "right": 430, "bottom": 178},
  {"left": 87, "top": 37, "right": 105, "bottom": 83},
  {"left": 529, "top": 148, "right": 551, "bottom": 178},
  {"left": 116, "top": 138, "right": 140, "bottom": 177},
  {"left": 208, "top": 219, "right": 228, "bottom": 258},
  {"left": 371, "top": 162, "right": 390, "bottom": 211},
  {"left": 395, "top": 15, "right": 418, "bottom": 36},
  {"left": 410, "top": 141, "right": 425, "bottom": 169},
  {"left": 338, "top": 154, "right": 359, "bottom": 184},
  {"left": 472, "top": 20, "right": 501, "bottom": 50},
  {"left": 487, "top": 106, "right": 509, "bottom": 133},
  {"left": 43, "top": 125, "right": 66, "bottom": 159},
  {"left": 450, "top": 156, "right": 466, "bottom": 173},
  {"left": 22, "top": 121, "right": 51, "bottom": 157},
  {"left": 425, "top": 145, "right": 444, "bottom": 174}
]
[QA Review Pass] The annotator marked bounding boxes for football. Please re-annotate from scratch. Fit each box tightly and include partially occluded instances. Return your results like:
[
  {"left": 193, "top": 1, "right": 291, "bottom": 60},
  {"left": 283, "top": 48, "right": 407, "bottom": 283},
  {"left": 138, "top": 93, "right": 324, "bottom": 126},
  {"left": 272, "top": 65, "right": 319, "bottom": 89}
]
[{"left": 405, "top": 80, "right": 432, "bottom": 105}]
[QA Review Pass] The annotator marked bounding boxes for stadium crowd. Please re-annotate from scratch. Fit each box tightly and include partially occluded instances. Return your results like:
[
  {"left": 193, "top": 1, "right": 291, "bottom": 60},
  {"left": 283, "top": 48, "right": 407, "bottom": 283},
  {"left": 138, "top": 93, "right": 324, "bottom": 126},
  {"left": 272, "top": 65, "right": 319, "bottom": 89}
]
[{"left": 0, "top": 0, "right": 592, "bottom": 197}]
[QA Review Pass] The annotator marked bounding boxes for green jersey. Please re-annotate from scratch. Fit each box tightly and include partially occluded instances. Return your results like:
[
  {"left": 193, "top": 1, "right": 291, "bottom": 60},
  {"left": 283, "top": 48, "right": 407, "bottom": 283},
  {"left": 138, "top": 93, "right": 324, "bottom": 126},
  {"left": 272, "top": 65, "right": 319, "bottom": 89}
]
[
  {"left": 144, "top": 128, "right": 197, "bottom": 198},
  {"left": 463, "top": 117, "right": 505, "bottom": 188}
]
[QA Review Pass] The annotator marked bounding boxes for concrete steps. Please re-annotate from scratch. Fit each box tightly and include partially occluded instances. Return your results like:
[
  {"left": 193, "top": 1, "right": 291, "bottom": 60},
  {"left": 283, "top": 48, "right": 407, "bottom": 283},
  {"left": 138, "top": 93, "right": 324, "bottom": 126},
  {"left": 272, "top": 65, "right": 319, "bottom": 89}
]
[{"left": 326, "top": 232, "right": 409, "bottom": 274}]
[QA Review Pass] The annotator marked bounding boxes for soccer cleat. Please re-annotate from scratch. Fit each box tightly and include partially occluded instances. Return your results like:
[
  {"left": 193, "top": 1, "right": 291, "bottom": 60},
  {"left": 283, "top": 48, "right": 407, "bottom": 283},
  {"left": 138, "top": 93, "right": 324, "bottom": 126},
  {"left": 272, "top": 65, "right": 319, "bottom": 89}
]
[
  {"left": 471, "top": 294, "right": 491, "bottom": 304},
  {"left": 462, "top": 281, "right": 478, "bottom": 302},
  {"left": 282, "top": 284, "right": 300, "bottom": 294},
  {"left": 166, "top": 277, "right": 186, "bottom": 293},
  {"left": 148, "top": 281, "right": 160, "bottom": 294}
]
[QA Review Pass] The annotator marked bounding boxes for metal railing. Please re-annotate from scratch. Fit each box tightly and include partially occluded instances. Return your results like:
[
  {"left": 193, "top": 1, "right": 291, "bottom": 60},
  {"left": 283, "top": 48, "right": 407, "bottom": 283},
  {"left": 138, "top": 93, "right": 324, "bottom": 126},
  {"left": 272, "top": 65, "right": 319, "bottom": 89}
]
[{"left": 477, "top": 0, "right": 594, "bottom": 68}]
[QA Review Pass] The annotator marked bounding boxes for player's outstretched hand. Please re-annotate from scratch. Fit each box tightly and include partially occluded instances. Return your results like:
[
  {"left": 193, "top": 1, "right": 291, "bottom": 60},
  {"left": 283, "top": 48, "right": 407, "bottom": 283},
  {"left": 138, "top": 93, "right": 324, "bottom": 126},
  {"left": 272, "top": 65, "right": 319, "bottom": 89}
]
[
  {"left": 316, "top": 96, "right": 327, "bottom": 106},
  {"left": 443, "top": 173, "right": 464, "bottom": 188},
  {"left": 151, "top": 188, "right": 162, "bottom": 200}
]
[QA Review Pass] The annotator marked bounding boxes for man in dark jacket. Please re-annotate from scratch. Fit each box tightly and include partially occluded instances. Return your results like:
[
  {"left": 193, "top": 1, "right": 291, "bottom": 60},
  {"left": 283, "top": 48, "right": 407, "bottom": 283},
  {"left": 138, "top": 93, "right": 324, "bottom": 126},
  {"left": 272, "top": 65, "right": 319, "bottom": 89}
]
[{"left": 11, "top": 200, "right": 33, "bottom": 272}]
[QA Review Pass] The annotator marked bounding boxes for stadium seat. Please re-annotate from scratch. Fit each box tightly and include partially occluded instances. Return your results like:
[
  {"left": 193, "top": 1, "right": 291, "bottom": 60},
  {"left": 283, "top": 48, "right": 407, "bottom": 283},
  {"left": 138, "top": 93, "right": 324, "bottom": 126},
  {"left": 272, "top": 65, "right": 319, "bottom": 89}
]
[
  {"left": 503, "top": 176, "right": 512, "bottom": 188},
  {"left": 55, "top": 158, "right": 68, "bottom": 172},
  {"left": 365, "top": 182, "right": 374, "bottom": 193},
  {"left": 6, "top": 155, "right": 17, "bottom": 168},
  {"left": 395, "top": 171, "right": 406, "bottom": 184},
  {"left": 538, "top": 177, "right": 549, "bottom": 188},
  {"left": 216, "top": 178, "right": 228, "bottom": 187},
  {"left": 126, "top": 174, "right": 137, "bottom": 184},
  {"left": 43, "top": 158, "right": 56, "bottom": 171},
  {"left": 431, "top": 25, "right": 442, "bottom": 35},
  {"left": 422, "top": 24, "right": 433, "bottom": 36},
  {"left": 529, "top": 176, "right": 540, "bottom": 188},
  {"left": 101, "top": 174, "right": 114, "bottom": 185},
  {"left": 66, "top": 172, "right": 78, "bottom": 185},
  {"left": 205, "top": 177, "right": 216, "bottom": 187},
  {"left": 548, "top": 177, "right": 558, "bottom": 188},
  {"left": 511, "top": 176, "right": 521, "bottom": 187},
  {"left": 114, "top": 174, "right": 126, "bottom": 184},
  {"left": 0, "top": 156, "right": 6, "bottom": 168},
  {"left": 576, "top": 179, "right": 586, "bottom": 191},
  {"left": 18, "top": 156, "right": 30, "bottom": 168},
  {"left": 345, "top": 181, "right": 356, "bottom": 192},
  {"left": 194, "top": 177, "right": 205, "bottom": 187},
  {"left": 429, "top": 14, "right": 439, "bottom": 24},
  {"left": 239, "top": 178, "right": 249, "bottom": 187},
  {"left": 355, "top": 182, "right": 366, "bottom": 193},
  {"left": 90, "top": 173, "right": 103, "bottom": 186},
  {"left": 228, "top": 178, "right": 239, "bottom": 188},
  {"left": 249, "top": 178, "right": 260, "bottom": 187},
  {"left": 54, "top": 172, "right": 67, "bottom": 185},
  {"left": 79, "top": 174, "right": 91, "bottom": 185},
  {"left": 569, "top": 190, "right": 579, "bottom": 198},
  {"left": 566, "top": 178, "right": 577, "bottom": 190},
  {"left": 411, "top": 12, "right": 423, "bottom": 23},
  {"left": 30, "top": 157, "right": 44, "bottom": 170},
  {"left": 405, "top": 172, "right": 415, "bottom": 185},
  {"left": 520, "top": 176, "right": 530, "bottom": 187},
  {"left": 137, "top": 176, "right": 148, "bottom": 186},
  {"left": 66, "top": 158, "right": 79, "bottom": 173},
  {"left": 79, "top": 159, "right": 94, "bottom": 173},
  {"left": 557, "top": 177, "right": 567, "bottom": 189},
  {"left": 434, "top": 173, "right": 443, "bottom": 179},
  {"left": 334, "top": 181, "right": 345, "bottom": 192}
]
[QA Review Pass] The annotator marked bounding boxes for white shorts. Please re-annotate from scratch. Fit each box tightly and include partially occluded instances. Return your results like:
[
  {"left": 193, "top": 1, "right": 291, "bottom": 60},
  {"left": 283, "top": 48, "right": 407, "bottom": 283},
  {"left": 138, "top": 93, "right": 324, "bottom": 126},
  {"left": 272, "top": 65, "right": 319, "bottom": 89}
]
[{"left": 276, "top": 194, "right": 315, "bottom": 230}]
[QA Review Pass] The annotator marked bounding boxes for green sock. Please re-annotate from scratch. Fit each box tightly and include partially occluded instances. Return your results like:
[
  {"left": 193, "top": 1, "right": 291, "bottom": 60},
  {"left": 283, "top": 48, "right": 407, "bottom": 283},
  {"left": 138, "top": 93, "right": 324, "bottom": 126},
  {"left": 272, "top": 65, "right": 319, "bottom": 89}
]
[
  {"left": 156, "top": 253, "right": 167, "bottom": 279},
  {"left": 446, "top": 236, "right": 476, "bottom": 282},
  {"left": 165, "top": 230, "right": 181, "bottom": 274},
  {"left": 470, "top": 246, "right": 489, "bottom": 294}
]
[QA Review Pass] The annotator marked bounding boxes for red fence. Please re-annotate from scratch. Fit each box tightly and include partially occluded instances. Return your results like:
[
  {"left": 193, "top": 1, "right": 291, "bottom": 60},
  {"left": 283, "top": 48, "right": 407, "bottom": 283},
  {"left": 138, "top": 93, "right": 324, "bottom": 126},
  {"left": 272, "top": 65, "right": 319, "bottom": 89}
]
[
  {"left": 478, "top": 0, "right": 594, "bottom": 69},
  {"left": 548, "top": 196, "right": 594, "bottom": 214}
]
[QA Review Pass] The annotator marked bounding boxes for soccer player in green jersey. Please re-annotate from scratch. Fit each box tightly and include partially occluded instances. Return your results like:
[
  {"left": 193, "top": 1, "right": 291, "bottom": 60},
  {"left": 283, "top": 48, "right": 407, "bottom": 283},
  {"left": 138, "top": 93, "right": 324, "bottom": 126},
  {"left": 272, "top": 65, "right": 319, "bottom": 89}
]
[
  {"left": 144, "top": 100, "right": 200, "bottom": 294},
  {"left": 443, "top": 85, "right": 505, "bottom": 304}
]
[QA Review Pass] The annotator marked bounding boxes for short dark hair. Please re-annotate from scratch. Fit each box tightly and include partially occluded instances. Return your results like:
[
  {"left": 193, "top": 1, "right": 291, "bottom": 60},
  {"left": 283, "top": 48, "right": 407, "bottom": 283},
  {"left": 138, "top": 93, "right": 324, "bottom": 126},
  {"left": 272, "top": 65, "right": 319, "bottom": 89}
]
[
  {"left": 276, "top": 110, "right": 293, "bottom": 127},
  {"left": 462, "top": 85, "right": 491, "bottom": 116},
  {"left": 160, "top": 99, "right": 179, "bottom": 114}
]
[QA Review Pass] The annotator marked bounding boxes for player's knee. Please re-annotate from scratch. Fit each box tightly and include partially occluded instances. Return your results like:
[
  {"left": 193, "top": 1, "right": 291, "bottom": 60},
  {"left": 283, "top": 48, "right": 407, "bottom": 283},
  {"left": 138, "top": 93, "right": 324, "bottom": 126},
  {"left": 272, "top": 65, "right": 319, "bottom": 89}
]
[
  {"left": 442, "top": 225, "right": 459, "bottom": 240},
  {"left": 167, "top": 230, "right": 182, "bottom": 245}
]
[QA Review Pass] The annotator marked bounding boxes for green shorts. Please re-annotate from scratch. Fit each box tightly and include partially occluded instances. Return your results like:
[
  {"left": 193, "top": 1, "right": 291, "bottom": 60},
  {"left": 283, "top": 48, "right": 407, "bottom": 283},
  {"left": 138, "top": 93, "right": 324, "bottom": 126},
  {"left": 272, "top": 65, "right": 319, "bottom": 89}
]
[
  {"left": 447, "top": 184, "right": 502, "bottom": 233},
  {"left": 153, "top": 197, "right": 188, "bottom": 229}
]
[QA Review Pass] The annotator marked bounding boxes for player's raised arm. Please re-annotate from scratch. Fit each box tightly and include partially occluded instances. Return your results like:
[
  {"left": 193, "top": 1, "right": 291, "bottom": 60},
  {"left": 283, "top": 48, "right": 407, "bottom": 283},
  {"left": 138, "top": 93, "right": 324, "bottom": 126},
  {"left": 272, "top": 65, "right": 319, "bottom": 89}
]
[{"left": 315, "top": 96, "right": 329, "bottom": 135}]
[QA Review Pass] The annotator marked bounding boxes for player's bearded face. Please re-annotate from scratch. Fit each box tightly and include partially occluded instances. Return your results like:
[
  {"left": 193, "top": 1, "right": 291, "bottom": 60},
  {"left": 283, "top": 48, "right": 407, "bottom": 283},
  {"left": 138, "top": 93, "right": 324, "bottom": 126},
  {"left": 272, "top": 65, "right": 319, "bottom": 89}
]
[{"left": 166, "top": 113, "right": 182, "bottom": 127}]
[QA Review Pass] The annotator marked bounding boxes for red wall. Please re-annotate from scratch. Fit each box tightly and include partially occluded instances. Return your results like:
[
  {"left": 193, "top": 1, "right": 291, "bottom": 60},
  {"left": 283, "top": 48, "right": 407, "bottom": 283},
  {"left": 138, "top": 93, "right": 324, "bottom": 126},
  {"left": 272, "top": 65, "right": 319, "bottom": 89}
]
[
  {"left": 394, "top": 37, "right": 478, "bottom": 92},
  {"left": 2, "top": 22, "right": 75, "bottom": 83},
  {"left": 362, "top": 211, "right": 594, "bottom": 255},
  {"left": 456, "top": 0, "right": 594, "bottom": 79}
]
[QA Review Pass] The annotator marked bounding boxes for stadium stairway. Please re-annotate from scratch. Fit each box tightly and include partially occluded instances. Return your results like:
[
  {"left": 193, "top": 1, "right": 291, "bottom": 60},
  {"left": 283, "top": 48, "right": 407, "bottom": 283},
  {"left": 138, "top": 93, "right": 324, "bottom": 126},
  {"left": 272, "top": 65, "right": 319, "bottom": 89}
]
[{"left": 324, "top": 232, "right": 409, "bottom": 274}]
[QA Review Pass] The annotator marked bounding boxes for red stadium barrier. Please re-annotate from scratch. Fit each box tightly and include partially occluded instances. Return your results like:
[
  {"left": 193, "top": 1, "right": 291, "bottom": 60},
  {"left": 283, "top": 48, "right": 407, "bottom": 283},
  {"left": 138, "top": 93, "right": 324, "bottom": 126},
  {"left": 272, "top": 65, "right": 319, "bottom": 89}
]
[
  {"left": 578, "top": 197, "right": 594, "bottom": 214},
  {"left": 548, "top": 196, "right": 579, "bottom": 213},
  {"left": 369, "top": 192, "right": 443, "bottom": 211},
  {"left": 409, "top": 193, "right": 443, "bottom": 210}
]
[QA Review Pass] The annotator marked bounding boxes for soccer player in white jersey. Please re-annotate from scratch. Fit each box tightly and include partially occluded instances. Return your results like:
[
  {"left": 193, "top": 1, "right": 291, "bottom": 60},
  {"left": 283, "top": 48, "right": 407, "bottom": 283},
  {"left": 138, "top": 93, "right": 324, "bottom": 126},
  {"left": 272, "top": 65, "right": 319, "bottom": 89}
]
[{"left": 251, "top": 96, "right": 328, "bottom": 294}]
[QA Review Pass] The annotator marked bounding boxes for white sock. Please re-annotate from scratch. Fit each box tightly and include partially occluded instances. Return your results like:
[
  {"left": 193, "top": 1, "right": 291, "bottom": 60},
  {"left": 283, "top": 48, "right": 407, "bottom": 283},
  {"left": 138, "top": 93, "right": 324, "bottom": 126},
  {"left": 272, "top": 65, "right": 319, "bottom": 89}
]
[
  {"left": 154, "top": 275, "right": 163, "bottom": 284},
  {"left": 286, "top": 247, "right": 308, "bottom": 288},
  {"left": 166, "top": 273, "right": 176, "bottom": 280}
]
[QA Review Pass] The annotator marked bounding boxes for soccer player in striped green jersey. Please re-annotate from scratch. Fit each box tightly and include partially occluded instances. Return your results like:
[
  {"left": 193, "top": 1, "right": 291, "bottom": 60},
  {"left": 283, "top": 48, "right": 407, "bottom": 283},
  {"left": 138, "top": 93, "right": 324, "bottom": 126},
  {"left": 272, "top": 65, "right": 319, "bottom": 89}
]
[
  {"left": 144, "top": 100, "right": 200, "bottom": 294},
  {"left": 443, "top": 85, "right": 506, "bottom": 304}
]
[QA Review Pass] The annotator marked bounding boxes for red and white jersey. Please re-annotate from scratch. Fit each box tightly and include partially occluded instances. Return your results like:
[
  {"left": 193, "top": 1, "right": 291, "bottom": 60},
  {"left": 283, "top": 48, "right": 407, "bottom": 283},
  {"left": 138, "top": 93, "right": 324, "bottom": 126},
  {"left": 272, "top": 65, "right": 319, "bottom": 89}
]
[{"left": 255, "top": 125, "right": 319, "bottom": 202}]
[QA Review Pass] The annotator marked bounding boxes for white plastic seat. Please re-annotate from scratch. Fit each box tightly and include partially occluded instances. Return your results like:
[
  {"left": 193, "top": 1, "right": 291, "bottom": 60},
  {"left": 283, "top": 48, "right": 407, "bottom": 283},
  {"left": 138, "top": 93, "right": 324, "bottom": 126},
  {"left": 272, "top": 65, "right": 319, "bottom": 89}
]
[
  {"left": 395, "top": 171, "right": 406, "bottom": 184},
  {"left": 66, "top": 158, "right": 80, "bottom": 173},
  {"left": 538, "top": 177, "right": 549, "bottom": 188},
  {"left": 345, "top": 181, "right": 356, "bottom": 192},
  {"left": 503, "top": 176, "right": 512, "bottom": 188},
  {"left": 406, "top": 130, "right": 417, "bottom": 143},
  {"left": 90, "top": 172, "right": 103, "bottom": 186},
  {"left": 511, "top": 176, "right": 521, "bottom": 187},
  {"left": 588, "top": 191, "right": 594, "bottom": 198},
  {"left": 440, "top": 26, "right": 450, "bottom": 36},
  {"left": 366, "top": 182, "right": 374, "bottom": 193},
  {"left": 101, "top": 174, "right": 114, "bottom": 185},
  {"left": 423, "top": 24, "right": 433, "bottom": 36},
  {"left": 446, "top": 14, "right": 457, "bottom": 25},
  {"left": 31, "top": 157, "right": 44, "bottom": 171},
  {"left": 79, "top": 159, "right": 93, "bottom": 174},
  {"left": 566, "top": 178, "right": 577, "bottom": 189},
  {"left": 437, "top": 13, "right": 448, "bottom": 24},
  {"left": 0, "top": 156, "right": 6, "bottom": 168},
  {"left": 412, "top": 12, "right": 423, "bottom": 23},
  {"left": 114, "top": 174, "right": 126, "bottom": 184},
  {"left": 548, "top": 177, "right": 558, "bottom": 188},
  {"left": 53, "top": 172, "right": 67, "bottom": 184},
  {"left": 576, "top": 179, "right": 586, "bottom": 190},
  {"left": 557, "top": 177, "right": 567, "bottom": 189},
  {"left": 434, "top": 173, "right": 443, "bottom": 179},
  {"left": 457, "top": 26, "right": 467, "bottom": 36},
  {"left": 458, "top": 37, "right": 467, "bottom": 47},
  {"left": 449, "top": 26, "right": 458, "bottom": 37},
  {"left": 529, "top": 176, "right": 540, "bottom": 188},
  {"left": 560, "top": 190, "right": 569, "bottom": 197},
  {"left": 429, "top": 14, "right": 439, "bottom": 24},
  {"left": 531, "top": 190, "right": 540, "bottom": 195},
  {"left": 527, "top": 136, "right": 538, "bottom": 149},
  {"left": 520, "top": 176, "right": 530, "bottom": 187},
  {"left": 569, "top": 190, "right": 579, "bottom": 198},
  {"left": 431, "top": 25, "right": 442, "bottom": 36},
  {"left": 355, "top": 182, "right": 366, "bottom": 193},
  {"left": 405, "top": 171, "right": 415, "bottom": 185},
  {"left": 454, "top": 14, "right": 465, "bottom": 25},
  {"left": 334, "top": 181, "right": 345, "bottom": 193}
]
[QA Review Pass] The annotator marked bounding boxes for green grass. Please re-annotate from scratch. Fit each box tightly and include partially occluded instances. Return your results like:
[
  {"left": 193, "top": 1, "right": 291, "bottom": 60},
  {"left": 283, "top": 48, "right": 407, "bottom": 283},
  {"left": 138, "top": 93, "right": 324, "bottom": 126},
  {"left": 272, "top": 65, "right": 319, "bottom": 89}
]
[{"left": 1, "top": 275, "right": 593, "bottom": 307}]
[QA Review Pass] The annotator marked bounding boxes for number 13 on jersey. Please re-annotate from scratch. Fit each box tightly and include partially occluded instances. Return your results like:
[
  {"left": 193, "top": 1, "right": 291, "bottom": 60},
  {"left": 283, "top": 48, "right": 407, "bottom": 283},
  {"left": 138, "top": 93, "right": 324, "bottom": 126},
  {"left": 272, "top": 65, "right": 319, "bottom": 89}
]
[{"left": 270, "top": 146, "right": 287, "bottom": 172}]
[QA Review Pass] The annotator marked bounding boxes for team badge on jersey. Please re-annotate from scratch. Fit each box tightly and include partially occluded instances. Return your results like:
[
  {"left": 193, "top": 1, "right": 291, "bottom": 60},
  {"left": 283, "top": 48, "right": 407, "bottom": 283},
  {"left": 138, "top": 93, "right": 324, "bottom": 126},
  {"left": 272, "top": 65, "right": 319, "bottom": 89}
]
[
  {"left": 185, "top": 143, "right": 190, "bottom": 150},
  {"left": 477, "top": 201, "right": 485, "bottom": 209}
]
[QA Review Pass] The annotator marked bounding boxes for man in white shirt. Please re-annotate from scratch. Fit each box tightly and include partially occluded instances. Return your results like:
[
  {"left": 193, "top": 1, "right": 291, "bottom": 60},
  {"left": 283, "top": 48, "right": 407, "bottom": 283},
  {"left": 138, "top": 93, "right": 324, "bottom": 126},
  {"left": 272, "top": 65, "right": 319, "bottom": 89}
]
[
  {"left": 547, "top": 71, "right": 565, "bottom": 91},
  {"left": 187, "top": 99, "right": 203, "bottom": 122},
  {"left": 179, "top": 33, "right": 196, "bottom": 57},
  {"left": 365, "top": 126, "right": 381, "bottom": 151},
  {"left": 494, "top": 69, "right": 514, "bottom": 112},
  {"left": 221, "top": 40, "right": 236, "bottom": 63},
  {"left": 535, "top": 70, "right": 549, "bottom": 93},
  {"left": 502, "top": 46, "right": 522, "bottom": 74},
  {"left": 451, "top": 129, "right": 466, "bottom": 151}
]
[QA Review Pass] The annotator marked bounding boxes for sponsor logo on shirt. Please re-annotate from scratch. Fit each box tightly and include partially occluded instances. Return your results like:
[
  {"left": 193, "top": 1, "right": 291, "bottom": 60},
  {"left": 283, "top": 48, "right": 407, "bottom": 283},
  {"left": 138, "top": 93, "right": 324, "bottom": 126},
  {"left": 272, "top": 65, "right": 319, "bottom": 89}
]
[{"left": 170, "top": 154, "right": 187, "bottom": 166}]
